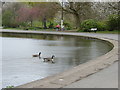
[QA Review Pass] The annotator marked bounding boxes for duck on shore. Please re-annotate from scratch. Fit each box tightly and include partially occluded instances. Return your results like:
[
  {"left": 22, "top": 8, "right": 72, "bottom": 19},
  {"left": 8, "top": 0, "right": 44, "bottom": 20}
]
[
  {"left": 33, "top": 52, "right": 41, "bottom": 57},
  {"left": 43, "top": 55, "right": 55, "bottom": 63}
]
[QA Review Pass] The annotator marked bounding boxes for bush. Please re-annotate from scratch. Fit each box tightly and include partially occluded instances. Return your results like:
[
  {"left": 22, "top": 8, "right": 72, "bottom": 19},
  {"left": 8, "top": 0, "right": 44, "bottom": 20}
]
[
  {"left": 97, "top": 21, "right": 108, "bottom": 31},
  {"left": 107, "top": 14, "right": 120, "bottom": 31},
  {"left": 81, "top": 19, "right": 98, "bottom": 32},
  {"left": 6, "top": 85, "right": 14, "bottom": 88},
  {"left": 2, "top": 10, "right": 13, "bottom": 27},
  {"left": 64, "top": 22, "right": 72, "bottom": 30},
  {"left": 48, "top": 23, "right": 54, "bottom": 29}
]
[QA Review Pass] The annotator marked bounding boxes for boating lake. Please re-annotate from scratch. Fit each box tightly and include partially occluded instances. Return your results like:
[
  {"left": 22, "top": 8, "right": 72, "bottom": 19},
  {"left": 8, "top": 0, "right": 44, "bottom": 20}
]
[{"left": 1, "top": 33, "right": 113, "bottom": 88}]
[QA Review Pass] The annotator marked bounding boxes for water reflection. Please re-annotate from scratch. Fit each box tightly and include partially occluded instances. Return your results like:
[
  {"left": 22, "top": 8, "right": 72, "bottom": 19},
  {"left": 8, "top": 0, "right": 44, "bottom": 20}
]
[{"left": 1, "top": 33, "right": 112, "bottom": 88}]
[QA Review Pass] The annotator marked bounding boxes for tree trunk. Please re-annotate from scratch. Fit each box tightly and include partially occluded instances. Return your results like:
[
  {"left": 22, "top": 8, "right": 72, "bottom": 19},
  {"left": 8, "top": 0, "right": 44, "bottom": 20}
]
[
  {"left": 74, "top": 13, "right": 81, "bottom": 30},
  {"left": 43, "top": 17, "right": 47, "bottom": 29},
  {"left": 30, "top": 20, "right": 33, "bottom": 27}
]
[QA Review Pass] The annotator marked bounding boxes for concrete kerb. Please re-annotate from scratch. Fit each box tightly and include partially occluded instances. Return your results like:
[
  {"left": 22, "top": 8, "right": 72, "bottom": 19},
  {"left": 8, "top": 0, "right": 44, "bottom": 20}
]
[{"left": 1, "top": 30, "right": 118, "bottom": 88}]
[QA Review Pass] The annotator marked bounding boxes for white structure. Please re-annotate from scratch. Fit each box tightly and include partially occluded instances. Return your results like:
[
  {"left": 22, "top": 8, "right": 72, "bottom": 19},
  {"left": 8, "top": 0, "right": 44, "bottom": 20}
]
[{"left": 90, "top": 28, "right": 97, "bottom": 32}]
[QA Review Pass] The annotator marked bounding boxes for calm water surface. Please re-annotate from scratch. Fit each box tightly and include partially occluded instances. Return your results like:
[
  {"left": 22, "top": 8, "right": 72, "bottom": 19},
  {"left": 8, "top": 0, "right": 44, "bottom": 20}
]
[{"left": 1, "top": 33, "right": 112, "bottom": 87}]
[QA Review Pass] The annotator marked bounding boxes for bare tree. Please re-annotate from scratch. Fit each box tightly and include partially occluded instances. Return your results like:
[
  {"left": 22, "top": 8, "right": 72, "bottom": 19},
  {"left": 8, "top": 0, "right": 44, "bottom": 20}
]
[
  {"left": 92, "top": 2, "right": 119, "bottom": 20},
  {"left": 62, "top": 2, "right": 94, "bottom": 29}
]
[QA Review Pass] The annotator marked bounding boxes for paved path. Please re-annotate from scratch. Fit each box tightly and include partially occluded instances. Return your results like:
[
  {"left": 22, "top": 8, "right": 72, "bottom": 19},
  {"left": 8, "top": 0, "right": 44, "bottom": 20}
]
[
  {"left": 64, "top": 61, "right": 118, "bottom": 88},
  {"left": 63, "top": 32, "right": 119, "bottom": 88},
  {"left": 0, "top": 29, "right": 119, "bottom": 88},
  {"left": 1, "top": 29, "right": 118, "bottom": 41}
]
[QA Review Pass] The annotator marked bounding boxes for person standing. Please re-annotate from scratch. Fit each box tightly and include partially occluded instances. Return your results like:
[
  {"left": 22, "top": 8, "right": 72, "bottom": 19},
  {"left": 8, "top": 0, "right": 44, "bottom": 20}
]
[
  {"left": 61, "top": 25, "right": 65, "bottom": 31},
  {"left": 56, "top": 24, "right": 60, "bottom": 31}
]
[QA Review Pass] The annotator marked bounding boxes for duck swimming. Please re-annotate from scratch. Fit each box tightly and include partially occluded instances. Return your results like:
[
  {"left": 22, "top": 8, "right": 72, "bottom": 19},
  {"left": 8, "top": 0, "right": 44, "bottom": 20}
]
[
  {"left": 43, "top": 55, "right": 55, "bottom": 63},
  {"left": 33, "top": 52, "right": 41, "bottom": 57}
]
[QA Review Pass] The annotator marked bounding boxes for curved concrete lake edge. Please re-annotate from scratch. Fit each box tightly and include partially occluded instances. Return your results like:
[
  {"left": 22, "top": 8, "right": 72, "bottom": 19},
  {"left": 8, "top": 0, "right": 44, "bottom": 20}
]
[{"left": 0, "top": 30, "right": 118, "bottom": 88}]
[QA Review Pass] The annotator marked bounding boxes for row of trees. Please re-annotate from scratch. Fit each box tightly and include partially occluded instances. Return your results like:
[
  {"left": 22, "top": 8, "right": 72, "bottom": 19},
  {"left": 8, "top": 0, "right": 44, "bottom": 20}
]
[
  {"left": 2, "top": 2, "right": 119, "bottom": 31},
  {"left": 2, "top": 2, "right": 60, "bottom": 29},
  {"left": 62, "top": 2, "right": 119, "bottom": 30}
]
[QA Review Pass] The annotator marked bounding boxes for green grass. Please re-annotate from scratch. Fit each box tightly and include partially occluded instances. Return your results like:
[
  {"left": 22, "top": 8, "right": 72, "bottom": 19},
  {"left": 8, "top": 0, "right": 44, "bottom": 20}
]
[
  {"left": 93, "top": 30, "right": 119, "bottom": 34},
  {"left": 78, "top": 30, "right": 119, "bottom": 34},
  {"left": 3, "top": 27, "right": 23, "bottom": 30},
  {"left": 3, "top": 27, "right": 56, "bottom": 31}
]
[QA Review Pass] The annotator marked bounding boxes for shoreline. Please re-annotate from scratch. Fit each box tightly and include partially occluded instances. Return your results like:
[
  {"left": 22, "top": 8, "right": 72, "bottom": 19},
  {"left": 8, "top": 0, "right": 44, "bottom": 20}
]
[{"left": 1, "top": 29, "right": 118, "bottom": 88}]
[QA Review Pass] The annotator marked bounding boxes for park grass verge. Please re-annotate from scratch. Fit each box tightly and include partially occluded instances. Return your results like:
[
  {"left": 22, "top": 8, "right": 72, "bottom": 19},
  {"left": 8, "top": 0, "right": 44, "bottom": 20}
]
[{"left": 77, "top": 30, "right": 119, "bottom": 34}]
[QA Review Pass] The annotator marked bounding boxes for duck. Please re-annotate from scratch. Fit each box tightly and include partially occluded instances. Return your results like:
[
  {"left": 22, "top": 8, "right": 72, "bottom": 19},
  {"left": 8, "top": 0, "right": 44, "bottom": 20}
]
[
  {"left": 33, "top": 52, "right": 41, "bottom": 57},
  {"left": 43, "top": 55, "right": 55, "bottom": 63}
]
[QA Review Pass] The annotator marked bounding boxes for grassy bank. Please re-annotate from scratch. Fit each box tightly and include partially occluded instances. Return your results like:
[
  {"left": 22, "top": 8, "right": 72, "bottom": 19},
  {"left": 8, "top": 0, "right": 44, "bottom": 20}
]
[
  {"left": 93, "top": 30, "right": 119, "bottom": 34},
  {"left": 77, "top": 30, "right": 119, "bottom": 34}
]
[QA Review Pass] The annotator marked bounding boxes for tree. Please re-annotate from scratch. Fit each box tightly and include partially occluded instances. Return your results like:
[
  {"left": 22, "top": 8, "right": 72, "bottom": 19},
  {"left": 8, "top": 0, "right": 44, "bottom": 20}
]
[
  {"left": 81, "top": 19, "right": 98, "bottom": 32},
  {"left": 34, "top": 2, "right": 60, "bottom": 29},
  {"left": 61, "top": 2, "right": 119, "bottom": 30},
  {"left": 16, "top": 2, "right": 60, "bottom": 29},
  {"left": 2, "top": 2, "right": 60, "bottom": 29},
  {"left": 107, "top": 14, "right": 120, "bottom": 31},
  {"left": 2, "top": 10, "right": 12, "bottom": 27},
  {"left": 92, "top": 2, "right": 119, "bottom": 20},
  {"left": 16, "top": 7, "right": 40, "bottom": 27},
  {"left": 2, "top": 2, "right": 24, "bottom": 27},
  {"left": 62, "top": 2, "right": 94, "bottom": 29}
]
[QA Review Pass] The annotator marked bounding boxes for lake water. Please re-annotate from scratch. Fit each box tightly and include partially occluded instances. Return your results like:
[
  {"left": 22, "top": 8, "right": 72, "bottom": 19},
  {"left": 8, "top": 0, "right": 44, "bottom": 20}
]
[{"left": 1, "top": 33, "right": 112, "bottom": 88}]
